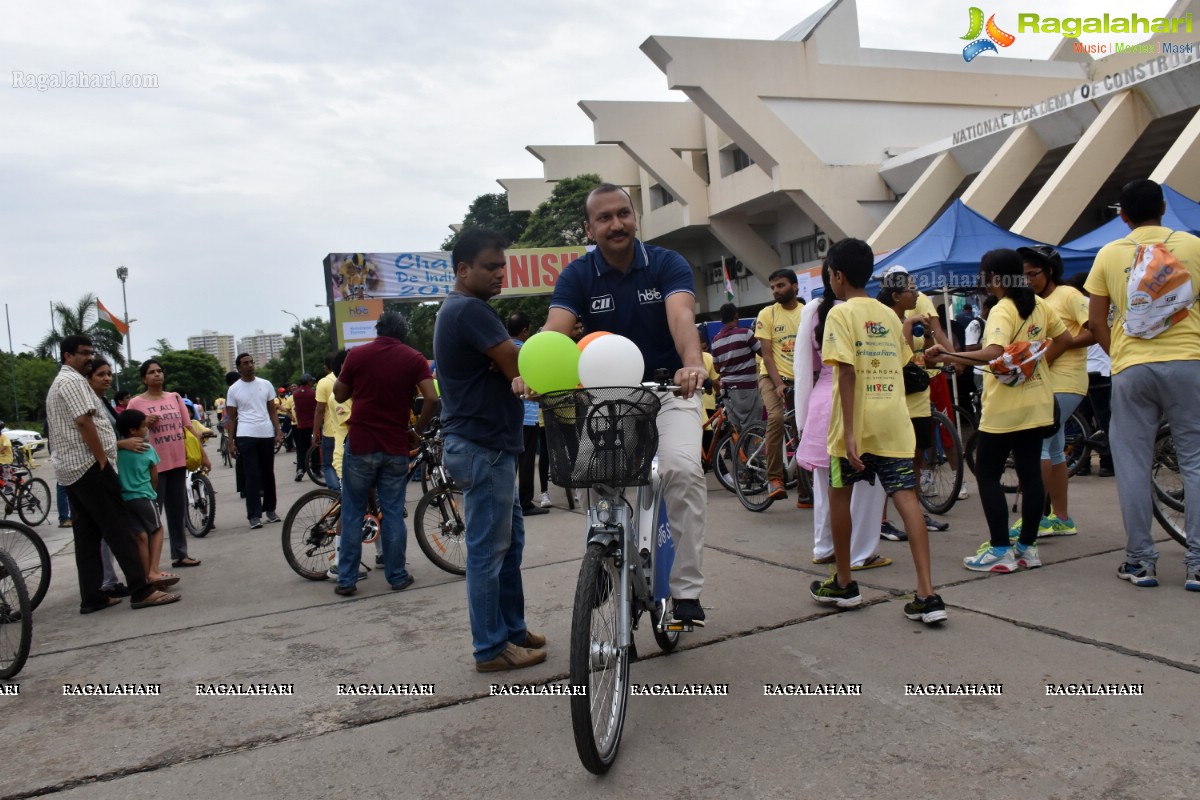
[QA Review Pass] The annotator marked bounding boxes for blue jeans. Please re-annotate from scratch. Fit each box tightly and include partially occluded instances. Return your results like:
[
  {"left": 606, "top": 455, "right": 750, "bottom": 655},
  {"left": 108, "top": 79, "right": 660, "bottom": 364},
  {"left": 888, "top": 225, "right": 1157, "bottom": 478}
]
[
  {"left": 321, "top": 436, "right": 340, "bottom": 491},
  {"left": 338, "top": 449, "right": 409, "bottom": 588},
  {"left": 1040, "top": 392, "right": 1084, "bottom": 465},
  {"left": 56, "top": 482, "right": 71, "bottom": 523},
  {"left": 443, "top": 434, "right": 527, "bottom": 662}
]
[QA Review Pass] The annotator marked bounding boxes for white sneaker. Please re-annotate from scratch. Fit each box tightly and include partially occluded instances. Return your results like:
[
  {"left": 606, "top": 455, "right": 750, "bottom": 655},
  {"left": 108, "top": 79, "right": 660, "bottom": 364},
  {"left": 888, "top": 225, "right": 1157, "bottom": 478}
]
[
  {"left": 1015, "top": 543, "right": 1042, "bottom": 569},
  {"left": 964, "top": 545, "right": 1019, "bottom": 573},
  {"left": 537, "top": 492, "right": 552, "bottom": 509},
  {"left": 920, "top": 470, "right": 935, "bottom": 495},
  {"left": 572, "top": 490, "right": 582, "bottom": 505},
  {"left": 958, "top": 488, "right": 970, "bottom": 500}
]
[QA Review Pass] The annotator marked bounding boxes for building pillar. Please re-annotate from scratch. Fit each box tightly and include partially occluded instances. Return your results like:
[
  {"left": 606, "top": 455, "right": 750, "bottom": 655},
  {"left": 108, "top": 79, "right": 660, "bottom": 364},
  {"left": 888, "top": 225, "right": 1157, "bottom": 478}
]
[
  {"left": 960, "top": 125, "right": 1048, "bottom": 221},
  {"left": 1012, "top": 91, "right": 1151, "bottom": 244},
  {"left": 868, "top": 152, "right": 965, "bottom": 253},
  {"left": 1149, "top": 107, "right": 1200, "bottom": 200}
]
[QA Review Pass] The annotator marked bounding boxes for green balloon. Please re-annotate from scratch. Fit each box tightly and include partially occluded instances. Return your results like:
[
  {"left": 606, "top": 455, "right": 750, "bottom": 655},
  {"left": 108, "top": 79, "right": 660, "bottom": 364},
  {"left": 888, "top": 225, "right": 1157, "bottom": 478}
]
[{"left": 519, "top": 331, "right": 581, "bottom": 394}]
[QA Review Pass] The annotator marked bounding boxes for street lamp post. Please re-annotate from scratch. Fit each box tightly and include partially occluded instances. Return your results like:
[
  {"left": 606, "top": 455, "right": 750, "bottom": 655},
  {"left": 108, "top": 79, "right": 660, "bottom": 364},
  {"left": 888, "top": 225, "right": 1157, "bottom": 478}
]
[
  {"left": 282, "top": 309, "right": 305, "bottom": 377},
  {"left": 115, "top": 266, "right": 131, "bottom": 364}
]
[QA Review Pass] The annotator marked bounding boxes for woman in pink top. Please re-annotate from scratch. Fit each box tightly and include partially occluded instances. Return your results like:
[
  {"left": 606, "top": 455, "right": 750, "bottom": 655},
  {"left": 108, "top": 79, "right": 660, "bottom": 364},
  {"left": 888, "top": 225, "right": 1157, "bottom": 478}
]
[
  {"left": 793, "top": 262, "right": 889, "bottom": 570},
  {"left": 127, "top": 359, "right": 207, "bottom": 568}
]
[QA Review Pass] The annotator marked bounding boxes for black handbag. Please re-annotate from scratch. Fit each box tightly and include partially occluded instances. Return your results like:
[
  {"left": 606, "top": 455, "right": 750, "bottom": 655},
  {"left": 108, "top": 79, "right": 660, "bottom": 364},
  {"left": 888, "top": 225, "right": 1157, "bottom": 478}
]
[{"left": 903, "top": 363, "right": 931, "bottom": 394}]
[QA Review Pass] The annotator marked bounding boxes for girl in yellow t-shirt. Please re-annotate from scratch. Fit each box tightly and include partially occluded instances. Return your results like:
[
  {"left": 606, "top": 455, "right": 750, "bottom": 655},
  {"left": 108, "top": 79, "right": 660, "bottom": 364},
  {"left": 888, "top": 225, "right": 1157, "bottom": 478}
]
[
  {"left": 925, "top": 249, "right": 1071, "bottom": 574},
  {"left": 1019, "top": 245, "right": 1095, "bottom": 537}
]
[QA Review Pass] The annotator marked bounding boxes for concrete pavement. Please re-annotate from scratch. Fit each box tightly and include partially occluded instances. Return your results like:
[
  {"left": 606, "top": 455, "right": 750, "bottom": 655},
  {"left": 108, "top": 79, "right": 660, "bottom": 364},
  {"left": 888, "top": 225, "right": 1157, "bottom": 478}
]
[{"left": 2, "top": 449, "right": 1196, "bottom": 799}]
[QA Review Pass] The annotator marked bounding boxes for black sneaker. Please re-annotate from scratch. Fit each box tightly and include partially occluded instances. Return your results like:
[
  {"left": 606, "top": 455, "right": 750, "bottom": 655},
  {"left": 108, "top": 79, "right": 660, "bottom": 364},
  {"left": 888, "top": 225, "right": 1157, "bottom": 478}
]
[
  {"left": 924, "top": 515, "right": 950, "bottom": 532},
  {"left": 880, "top": 520, "right": 908, "bottom": 541},
  {"left": 903, "top": 593, "right": 948, "bottom": 624},
  {"left": 102, "top": 583, "right": 131, "bottom": 598},
  {"left": 672, "top": 598, "right": 706, "bottom": 627},
  {"left": 809, "top": 576, "right": 863, "bottom": 608},
  {"left": 375, "top": 554, "right": 385, "bottom": 566}
]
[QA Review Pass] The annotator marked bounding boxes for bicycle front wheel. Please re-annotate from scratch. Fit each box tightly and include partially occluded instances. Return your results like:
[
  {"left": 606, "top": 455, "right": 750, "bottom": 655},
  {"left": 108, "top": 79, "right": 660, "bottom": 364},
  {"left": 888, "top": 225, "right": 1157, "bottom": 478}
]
[
  {"left": 733, "top": 423, "right": 774, "bottom": 512},
  {"left": 0, "top": 521, "right": 50, "bottom": 611},
  {"left": 413, "top": 486, "right": 466, "bottom": 575},
  {"left": 17, "top": 478, "right": 51, "bottom": 527},
  {"left": 282, "top": 489, "right": 341, "bottom": 580},
  {"left": 0, "top": 549, "right": 33, "bottom": 680},
  {"left": 920, "top": 412, "right": 963, "bottom": 515},
  {"left": 570, "top": 542, "right": 629, "bottom": 775},
  {"left": 712, "top": 432, "right": 736, "bottom": 493},
  {"left": 184, "top": 474, "right": 216, "bottom": 537},
  {"left": 1064, "top": 410, "right": 1092, "bottom": 478},
  {"left": 1151, "top": 427, "right": 1185, "bottom": 546},
  {"left": 305, "top": 445, "right": 326, "bottom": 487}
]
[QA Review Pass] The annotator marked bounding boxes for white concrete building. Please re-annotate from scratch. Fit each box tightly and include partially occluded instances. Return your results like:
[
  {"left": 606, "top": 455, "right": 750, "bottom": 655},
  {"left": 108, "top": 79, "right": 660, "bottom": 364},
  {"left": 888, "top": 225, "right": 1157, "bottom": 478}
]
[
  {"left": 237, "top": 330, "right": 284, "bottom": 366},
  {"left": 499, "top": 0, "right": 1200, "bottom": 312},
  {"left": 187, "top": 330, "right": 235, "bottom": 372}
]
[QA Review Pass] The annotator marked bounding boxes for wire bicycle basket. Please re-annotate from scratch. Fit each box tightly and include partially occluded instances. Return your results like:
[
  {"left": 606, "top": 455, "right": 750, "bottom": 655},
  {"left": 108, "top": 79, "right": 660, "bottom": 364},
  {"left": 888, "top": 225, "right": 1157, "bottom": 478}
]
[{"left": 540, "top": 387, "right": 660, "bottom": 488}]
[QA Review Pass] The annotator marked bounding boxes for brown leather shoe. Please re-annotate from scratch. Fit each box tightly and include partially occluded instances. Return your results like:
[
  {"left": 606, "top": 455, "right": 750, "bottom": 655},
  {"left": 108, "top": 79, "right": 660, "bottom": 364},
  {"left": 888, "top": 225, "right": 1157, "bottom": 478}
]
[
  {"left": 521, "top": 630, "right": 546, "bottom": 649},
  {"left": 475, "top": 643, "right": 547, "bottom": 673}
]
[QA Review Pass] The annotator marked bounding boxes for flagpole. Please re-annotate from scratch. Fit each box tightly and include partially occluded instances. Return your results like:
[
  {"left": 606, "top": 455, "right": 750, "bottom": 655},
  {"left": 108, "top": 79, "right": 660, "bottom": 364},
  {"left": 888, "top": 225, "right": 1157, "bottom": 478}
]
[
  {"left": 116, "top": 266, "right": 131, "bottom": 364},
  {"left": 6, "top": 304, "right": 19, "bottom": 425}
]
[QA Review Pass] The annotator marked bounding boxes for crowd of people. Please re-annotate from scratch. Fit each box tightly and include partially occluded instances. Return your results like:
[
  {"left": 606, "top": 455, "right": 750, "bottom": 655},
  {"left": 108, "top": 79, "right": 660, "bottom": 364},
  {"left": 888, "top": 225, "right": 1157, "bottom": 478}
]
[{"left": 39, "top": 178, "right": 1200, "bottom": 672}]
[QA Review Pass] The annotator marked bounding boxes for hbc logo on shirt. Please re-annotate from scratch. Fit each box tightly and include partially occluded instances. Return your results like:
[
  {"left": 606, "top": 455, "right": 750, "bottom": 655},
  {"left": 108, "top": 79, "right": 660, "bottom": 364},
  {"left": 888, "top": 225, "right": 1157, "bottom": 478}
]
[
  {"left": 637, "top": 288, "right": 663, "bottom": 304},
  {"left": 590, "top": 295, "right": 614, "bottom": 313}
]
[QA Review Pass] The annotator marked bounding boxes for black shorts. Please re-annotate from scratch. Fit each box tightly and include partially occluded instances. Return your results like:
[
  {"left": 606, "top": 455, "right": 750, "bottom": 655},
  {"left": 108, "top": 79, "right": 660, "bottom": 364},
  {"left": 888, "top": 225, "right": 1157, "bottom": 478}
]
[
  {"left": 912, "top": 416, "right": 933, "bottom": 450},
  {"left": 125, "top": 498, "right": 161, "bottom": 536},
  {"left": 830, "top": 453, "right": 916, "bottom": 495}
]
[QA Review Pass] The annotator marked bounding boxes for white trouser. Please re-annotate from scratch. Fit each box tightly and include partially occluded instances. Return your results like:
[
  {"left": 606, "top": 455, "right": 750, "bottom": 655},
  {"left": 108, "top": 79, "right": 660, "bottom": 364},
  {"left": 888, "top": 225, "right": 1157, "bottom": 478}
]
[
  {"left": 811, "top": 466, "right": 886, "bottom": 566},
  {"left": 656, "top": 393, "right": 706, "bottom": 599}
]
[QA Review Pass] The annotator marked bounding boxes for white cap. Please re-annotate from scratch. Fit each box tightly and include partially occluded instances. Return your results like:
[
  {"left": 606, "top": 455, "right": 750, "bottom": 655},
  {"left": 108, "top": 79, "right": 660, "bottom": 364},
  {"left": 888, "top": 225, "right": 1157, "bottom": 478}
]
[{"left": 882, "top": 265, "right": 909, "bottom": 278}]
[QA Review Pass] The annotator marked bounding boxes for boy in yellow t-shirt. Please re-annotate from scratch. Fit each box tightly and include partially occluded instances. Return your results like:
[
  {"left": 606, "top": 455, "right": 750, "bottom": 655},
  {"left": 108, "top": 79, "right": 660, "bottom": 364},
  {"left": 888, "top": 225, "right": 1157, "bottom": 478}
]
[{"left": 814, "top": 238, "right": 946, "bottom": 625}]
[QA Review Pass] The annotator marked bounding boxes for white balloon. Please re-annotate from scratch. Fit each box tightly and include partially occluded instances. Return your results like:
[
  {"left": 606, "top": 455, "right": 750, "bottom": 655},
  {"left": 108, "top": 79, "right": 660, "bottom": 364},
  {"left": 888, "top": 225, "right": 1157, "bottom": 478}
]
[{"left": 578, "top": 334, "right": 645, "bottom": 388}]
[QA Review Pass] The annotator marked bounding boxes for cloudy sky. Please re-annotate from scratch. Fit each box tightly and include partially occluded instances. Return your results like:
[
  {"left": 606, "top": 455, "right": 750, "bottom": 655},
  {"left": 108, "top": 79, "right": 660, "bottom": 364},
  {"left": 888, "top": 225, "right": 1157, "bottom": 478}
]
[{"left": 0, "top": 0, "right": 1177, "bottom": 360}]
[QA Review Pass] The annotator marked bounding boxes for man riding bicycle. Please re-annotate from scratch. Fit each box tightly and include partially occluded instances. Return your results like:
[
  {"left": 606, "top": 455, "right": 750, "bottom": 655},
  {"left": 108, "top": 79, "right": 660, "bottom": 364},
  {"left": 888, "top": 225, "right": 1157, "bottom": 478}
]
[{"left": 514, "top": 182, "right": 709, "bottom": 626}]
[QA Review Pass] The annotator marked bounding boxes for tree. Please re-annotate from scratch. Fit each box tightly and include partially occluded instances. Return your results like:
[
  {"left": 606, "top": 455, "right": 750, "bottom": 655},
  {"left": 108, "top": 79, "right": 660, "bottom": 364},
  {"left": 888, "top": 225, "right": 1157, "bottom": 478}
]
[
  {"left": 150, "top": 338, "right": 174, "bottom": 355},
  {"left": 0, "top": 352, "right": 58, "bottom": 429},
  {"left": 35, "top": 293, "right": 128, "bottom": 369},
  {"left": 262, "top": 317, "right": 333, "bottom": 387},
  {"left": 392, "top": 301, "right": 438, "bottom": 359},
  {"left": 442, "top": 192, "right": 530, "bottom": 251},
  {"left": 516, "top": 174, "right": 601, "bottom": 248}
]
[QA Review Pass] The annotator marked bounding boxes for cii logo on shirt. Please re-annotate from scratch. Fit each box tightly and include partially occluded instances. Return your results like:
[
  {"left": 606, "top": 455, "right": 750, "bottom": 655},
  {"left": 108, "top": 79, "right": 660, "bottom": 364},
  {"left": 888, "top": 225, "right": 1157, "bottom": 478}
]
[
  {"left": 961, "top": 7, "right": 1016, "bottom": 61},
  {"left": 590, "top": 294, "right": 614, "bottom": 313}
]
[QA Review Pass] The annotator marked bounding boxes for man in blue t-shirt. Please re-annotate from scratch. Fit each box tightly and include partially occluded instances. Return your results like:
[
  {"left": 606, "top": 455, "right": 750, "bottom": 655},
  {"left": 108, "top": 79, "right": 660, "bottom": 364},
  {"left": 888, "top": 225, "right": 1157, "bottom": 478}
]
[
  {"left": 434, "top": 227, "right": 547, "bottom": 674},
  {"left": 522, "top": 182, "right": 710, "bottom": 626}
]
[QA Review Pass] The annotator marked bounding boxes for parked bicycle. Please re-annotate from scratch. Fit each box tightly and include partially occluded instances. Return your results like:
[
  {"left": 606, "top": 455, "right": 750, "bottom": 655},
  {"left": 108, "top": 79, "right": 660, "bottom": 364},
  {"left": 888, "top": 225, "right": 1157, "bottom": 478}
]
[
  {"left": 732, "top": 387, "right": 811, "bottom": 512},
  {"left": 700, "top": 389, "right": 737, "bottom": 494},
  {"left": 0, "top": 463, "right": 50, "bottom": 528},
  {"left": 183, "top": 466, "right": 216, "bottom": 538},
  {"left": 540, "top": 373, "right": 695, "bottom": 774},
  {"left": 0, "top": 547, "right": 32, "bottom": 679},
  {"left": 0, "top": 520, "right": 50, "bottom": 612}
]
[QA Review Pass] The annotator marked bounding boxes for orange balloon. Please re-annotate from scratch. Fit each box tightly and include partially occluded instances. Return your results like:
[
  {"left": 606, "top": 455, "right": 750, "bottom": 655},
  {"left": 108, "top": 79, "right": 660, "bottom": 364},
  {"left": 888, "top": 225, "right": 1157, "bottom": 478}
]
[{"left": 577, "top": 331, "right": 611, "bottom": 352}]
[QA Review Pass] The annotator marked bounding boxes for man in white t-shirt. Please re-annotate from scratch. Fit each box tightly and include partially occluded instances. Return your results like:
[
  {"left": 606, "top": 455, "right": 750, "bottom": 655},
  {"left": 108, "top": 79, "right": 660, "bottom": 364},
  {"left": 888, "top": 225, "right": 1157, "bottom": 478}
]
[{"left": 225, "top": 353, "right": 282, "bottom": 529}]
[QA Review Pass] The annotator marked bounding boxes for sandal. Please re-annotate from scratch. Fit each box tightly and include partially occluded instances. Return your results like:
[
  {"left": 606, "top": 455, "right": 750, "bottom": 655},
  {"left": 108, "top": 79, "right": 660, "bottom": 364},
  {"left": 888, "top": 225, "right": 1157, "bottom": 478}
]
[
  {"left": 153, "top": 576, "right": 180, "bottom": 589},
  {"left": 812, "top": 555, "right": 836, "bottom": 565},
  {"left": 172, "top": 557, "right": 202, "bottom": 568},
  {"left": 132, "top": 590, "right": 182, "bottom": 609},
  {"left": 851, "top": 554, "right": 893, "bottom": 571}
]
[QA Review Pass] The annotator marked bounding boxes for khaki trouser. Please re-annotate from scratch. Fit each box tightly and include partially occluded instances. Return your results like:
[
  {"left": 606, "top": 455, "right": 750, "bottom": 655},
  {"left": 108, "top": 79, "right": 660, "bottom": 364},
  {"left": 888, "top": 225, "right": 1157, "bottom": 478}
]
[
  {"left": 757, "top": 374, "right": 788, "bottom": 483},
  {"left": 657, "top": 393, "right": 707, "bottom": 599}
]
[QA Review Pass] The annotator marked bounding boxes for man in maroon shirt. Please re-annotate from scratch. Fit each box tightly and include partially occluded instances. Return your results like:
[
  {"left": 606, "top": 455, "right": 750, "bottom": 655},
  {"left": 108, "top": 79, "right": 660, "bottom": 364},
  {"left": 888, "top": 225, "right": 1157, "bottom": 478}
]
[
  {"left": 332, "top": 311, "right": 439, "bottom": 595},
  {"left": 291, "top": 374, "right": 317, "bottom": 481}
]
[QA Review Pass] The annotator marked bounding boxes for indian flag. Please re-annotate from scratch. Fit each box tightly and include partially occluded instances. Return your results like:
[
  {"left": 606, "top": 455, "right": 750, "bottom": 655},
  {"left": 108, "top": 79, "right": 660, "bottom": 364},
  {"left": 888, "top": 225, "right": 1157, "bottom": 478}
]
[
  {"left": 722, "top": 257, "right": 736, "bottom": 302},
  {"left": 96, "top": 298, "right": 129, "bottom": 338}
]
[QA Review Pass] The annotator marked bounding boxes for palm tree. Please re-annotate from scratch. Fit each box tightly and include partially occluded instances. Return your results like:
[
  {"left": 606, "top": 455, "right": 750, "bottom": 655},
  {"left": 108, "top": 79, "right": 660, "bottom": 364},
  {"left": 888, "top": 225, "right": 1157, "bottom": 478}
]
[{"left": 35, "top": 293, "right": 128, "bottom": 368}]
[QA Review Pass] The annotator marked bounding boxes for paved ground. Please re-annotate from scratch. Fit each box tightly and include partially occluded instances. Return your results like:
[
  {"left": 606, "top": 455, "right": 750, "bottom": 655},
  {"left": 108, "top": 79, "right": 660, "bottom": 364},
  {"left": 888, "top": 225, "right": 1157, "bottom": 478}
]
[{"left": 2, "top": 447, "right": 1196, "bottom": 800}]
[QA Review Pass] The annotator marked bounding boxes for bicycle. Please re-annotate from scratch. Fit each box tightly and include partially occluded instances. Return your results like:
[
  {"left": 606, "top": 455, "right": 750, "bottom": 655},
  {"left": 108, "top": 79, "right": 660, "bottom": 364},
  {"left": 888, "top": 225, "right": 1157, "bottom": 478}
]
[
  {"left": 700, "top": 390, "right": 736, "bottom": 494},
  {"left": 303, "top": 444, "right": 326, "bottom": 486},
  {"left": 217, "top": 426, "right": 233, "bottom": 468},
  {"left": 0, "top": 547, "right": 32, "bottom": 680},
  {"left": 918, "top": 408, "right": 964, "bottom": 516},
  {"left": 0, "top": 520, "right": 50, "bottom": 611},
  {"left": 732, "top": 388, "right": 810, "bottom": 512},
  {"left": 183, "top": 467, "right": 216, "bottom": 538},
  {"left": 0, "top": 464, "right": 51, "bottom": 528},
  {"left": 1150, "top": 423, "right": 1187, "bottom": 546},
  {"left": 540, "top": 375, "right": 693, "bottom": 774}
]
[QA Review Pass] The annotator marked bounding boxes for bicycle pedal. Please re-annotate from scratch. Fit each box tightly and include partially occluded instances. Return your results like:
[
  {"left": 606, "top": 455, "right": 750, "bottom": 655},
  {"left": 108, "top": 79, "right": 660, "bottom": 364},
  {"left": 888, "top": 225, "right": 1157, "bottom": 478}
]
[{"left": 663, "top": 620, "right": 694, "bottom": 633}]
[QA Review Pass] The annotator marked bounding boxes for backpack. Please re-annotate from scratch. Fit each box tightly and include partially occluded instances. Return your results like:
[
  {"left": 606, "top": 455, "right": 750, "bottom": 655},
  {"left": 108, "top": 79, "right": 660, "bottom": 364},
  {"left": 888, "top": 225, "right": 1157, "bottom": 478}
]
[
  {"left": 1123, "top": 233, "right": 1194, "bottom": 339},
  {"left": 988, "top": 339, "right": 1049, "bottom": 386}
]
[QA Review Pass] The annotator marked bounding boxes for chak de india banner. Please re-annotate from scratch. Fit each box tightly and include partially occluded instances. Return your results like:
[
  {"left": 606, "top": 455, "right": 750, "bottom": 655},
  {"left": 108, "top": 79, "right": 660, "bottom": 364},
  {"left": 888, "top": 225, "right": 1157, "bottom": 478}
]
[{"left": 323, "top": 246, "right": 590, "bottom": 303}]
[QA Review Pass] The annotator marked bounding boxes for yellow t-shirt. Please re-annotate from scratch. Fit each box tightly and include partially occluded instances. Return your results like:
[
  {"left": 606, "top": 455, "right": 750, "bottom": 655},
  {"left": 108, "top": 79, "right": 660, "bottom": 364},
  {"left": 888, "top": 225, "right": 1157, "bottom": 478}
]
[
  {"left": 701, "top": 351, "right": 719, "bottom": 413},
  {"left": 314, "top": 373, "right": 352, "bottom": 476},
  {"left": 1042, "top": 284, "right": 1090, "bottom": 396},
  {"left": 978, "top": 296, "right": 1066, "bottom": 434},
  {"left": 1084, "top": 226, "right": 1200, "bottom": 375},
  {"left": 755, "top": 302, "right": 803, "bottom": 379},
  {"left": 279, "top": 395, "right": 295, "bottom": 423},
  {"left": 822, "top": 297, "right": 916, "bottom": 459},
  {"left": 901, "top": 294, "right": 937, "bottom": 420},
  {"left": 0, "top": 433, "right": 12, "bottom": 466}
]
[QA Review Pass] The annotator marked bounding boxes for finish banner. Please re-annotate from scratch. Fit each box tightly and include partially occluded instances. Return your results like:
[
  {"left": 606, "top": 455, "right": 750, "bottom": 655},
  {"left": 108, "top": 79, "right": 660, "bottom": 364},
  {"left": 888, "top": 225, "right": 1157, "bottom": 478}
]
[{"left": 323, "top": 246, "right": 590, "bottom": 303}]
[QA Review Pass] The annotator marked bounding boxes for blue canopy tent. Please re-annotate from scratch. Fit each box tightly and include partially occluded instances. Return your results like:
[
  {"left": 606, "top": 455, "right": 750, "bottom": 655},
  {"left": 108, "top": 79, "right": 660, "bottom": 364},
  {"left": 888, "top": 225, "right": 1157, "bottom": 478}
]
[
  {"left": 869, "top": 200, "right": 1096, "bottom": 293},
  {"left": 1061, "top": 185, "right": 1200, "bottom": 253}
]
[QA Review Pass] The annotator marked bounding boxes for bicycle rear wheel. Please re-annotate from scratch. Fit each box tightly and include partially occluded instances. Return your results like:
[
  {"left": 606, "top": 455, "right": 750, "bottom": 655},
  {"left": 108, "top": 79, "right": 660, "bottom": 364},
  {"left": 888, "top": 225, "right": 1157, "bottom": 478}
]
[
  {"left": 16, "top": 478, "right": 50, "bottom": 527},
  {"left": 1064, "top": 410, "right": 1092, "bottom": 478},
  {"left": 733, "top": 423, "right": 773, "bottom": 512},
  {"left": 570, "top": 542, "right": 629, "bottom": 775},
  {"left": 712, "top": 432, "right": 736, "bottom": 493},
  {"left": 0, "top": 521, "right": 50, "bottom": 611},
  {"left": 282, "top": 488, "right": 341, "bottom": 580},
  {"left": 920, "top": 412, "right": 963, "bottom": 515},
  {"left": 1151, "top": 427, "right": 1185, "bottom": 546},
  {"left": 304, "top": 445, "right": 326, "bottom": 487},
  {"left": 0, "top": 549, "right": 32, "bottom": 680},
  {"left": 184, "top": 473, "right": 216, "bottom": 537},
  {"left": 413, "top": 486, "right": 466, "bottom": 575}
]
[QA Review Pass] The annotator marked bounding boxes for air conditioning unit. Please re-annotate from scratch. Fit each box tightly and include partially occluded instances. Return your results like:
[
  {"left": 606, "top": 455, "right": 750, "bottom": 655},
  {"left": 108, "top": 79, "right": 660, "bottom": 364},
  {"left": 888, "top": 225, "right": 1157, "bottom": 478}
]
[{"left": 815, "top": 234, "right": 830, "bottom": 258}]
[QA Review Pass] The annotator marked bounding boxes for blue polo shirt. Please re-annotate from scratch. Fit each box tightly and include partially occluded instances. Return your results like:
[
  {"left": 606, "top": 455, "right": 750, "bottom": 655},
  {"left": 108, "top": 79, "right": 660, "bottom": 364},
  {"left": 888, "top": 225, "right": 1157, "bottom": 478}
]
[{"left": 551, "top": 240, "right": 694, "bottom": 381}]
